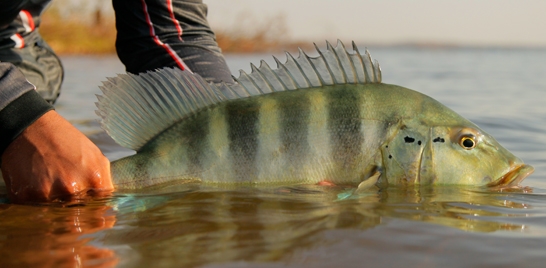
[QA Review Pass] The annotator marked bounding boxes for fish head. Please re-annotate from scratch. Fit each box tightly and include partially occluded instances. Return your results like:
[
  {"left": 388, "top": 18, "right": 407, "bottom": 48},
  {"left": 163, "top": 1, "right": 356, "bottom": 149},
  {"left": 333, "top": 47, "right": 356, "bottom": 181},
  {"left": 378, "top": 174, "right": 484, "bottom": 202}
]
[
  {"left": 421, "top": 125, "right": 533, "bottom": 187},
  {"left": 381, "top": 123, "right": 533, "bottom": 187}
]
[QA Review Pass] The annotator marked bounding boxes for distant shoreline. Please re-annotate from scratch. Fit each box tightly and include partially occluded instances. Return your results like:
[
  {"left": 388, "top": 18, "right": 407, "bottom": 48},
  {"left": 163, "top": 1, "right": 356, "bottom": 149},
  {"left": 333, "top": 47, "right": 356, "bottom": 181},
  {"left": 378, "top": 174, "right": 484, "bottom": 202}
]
[
  {"left": 46, "top": 42, "right": 546, "bottom": 57},
  {"left": 39, "top": 9, "right": 545, "bottom": 56}
]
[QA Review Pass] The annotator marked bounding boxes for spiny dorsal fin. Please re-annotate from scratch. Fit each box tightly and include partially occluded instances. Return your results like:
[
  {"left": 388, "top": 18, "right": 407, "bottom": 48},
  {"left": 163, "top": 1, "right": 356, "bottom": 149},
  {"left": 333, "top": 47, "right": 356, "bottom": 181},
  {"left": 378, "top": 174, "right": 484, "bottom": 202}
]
[
  {"left": 96, "top": 69, "right": 227, "bottom": 150},
  {"left": 228, "top": 40, "right": 381, "bottom": 95},
  {"left": 96, "top": 40, "right": 381, "bottom": 151}
]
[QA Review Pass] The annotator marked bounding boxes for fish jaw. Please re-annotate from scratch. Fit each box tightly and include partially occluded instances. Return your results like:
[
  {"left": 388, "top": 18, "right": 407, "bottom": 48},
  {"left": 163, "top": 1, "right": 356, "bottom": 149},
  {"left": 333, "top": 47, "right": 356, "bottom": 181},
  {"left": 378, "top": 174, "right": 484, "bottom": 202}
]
[{"left": 487, "top": 164, "right": 534, "bottom": 187}]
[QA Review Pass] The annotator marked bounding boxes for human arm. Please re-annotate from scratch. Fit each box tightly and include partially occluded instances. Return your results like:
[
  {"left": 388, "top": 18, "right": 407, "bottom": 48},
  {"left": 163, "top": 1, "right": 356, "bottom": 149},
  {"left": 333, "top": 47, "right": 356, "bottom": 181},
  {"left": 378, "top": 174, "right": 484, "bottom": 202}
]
[
  {"left": 112, "top": 0, "right": 234, "bottom": 83},
  {"left": 0, "top": 63, "right": 113, "bottom": 204}
]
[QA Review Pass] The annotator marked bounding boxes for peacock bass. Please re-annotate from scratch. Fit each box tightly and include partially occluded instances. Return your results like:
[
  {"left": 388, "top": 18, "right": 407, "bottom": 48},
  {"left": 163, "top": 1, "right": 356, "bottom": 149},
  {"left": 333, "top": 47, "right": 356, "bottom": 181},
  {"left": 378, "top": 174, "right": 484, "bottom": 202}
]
[{"left": 96, "top": 41, "right": 533, "bottom": 190}]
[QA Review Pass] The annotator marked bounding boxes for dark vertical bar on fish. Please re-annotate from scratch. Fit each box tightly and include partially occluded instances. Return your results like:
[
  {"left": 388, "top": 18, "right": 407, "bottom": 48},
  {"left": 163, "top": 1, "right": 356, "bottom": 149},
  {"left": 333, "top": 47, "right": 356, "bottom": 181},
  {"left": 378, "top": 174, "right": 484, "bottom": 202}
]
[
  {"left": 132, "top": 155, "right": 150, "bottom": 181},
  {"left": 226, "top": 100, "right": 260, "bottom": 181},
  {"left": 327, "top": 86, "right": 363, "bottom": 170},
  {"left": 278, "top": 92, "right": 311, "bottom": 176},
  {"left": 184, "top": 112, "right": 210, "bottom": 174}
]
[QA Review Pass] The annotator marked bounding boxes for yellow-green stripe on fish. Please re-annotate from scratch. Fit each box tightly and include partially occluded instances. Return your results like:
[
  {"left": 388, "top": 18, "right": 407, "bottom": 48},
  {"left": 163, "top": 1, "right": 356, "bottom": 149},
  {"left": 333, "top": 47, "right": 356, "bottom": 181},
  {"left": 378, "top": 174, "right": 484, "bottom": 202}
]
[{"left": 97, "top": 40, "right": 533, "bottom": 190}]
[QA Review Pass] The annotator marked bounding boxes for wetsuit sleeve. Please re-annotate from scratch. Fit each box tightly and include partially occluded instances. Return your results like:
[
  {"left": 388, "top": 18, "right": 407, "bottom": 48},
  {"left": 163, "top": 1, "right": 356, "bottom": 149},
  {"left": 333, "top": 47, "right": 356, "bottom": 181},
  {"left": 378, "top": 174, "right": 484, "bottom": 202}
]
[
  {"left": 113, "top": 0, "right": 234, "bottom": 84},
  {"left": 0, "top": 1, "right": 28, "bottom": 27},
  {"left": 0, "top": 62, "right": 53, "bottom": 155}
]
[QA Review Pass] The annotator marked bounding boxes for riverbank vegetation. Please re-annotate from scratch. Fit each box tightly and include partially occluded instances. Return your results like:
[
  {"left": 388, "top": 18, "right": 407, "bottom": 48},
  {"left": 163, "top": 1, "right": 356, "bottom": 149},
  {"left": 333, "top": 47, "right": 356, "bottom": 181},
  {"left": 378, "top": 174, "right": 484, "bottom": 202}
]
[{"left": 39, "top": 2, "right": 304, "bottom": 55}]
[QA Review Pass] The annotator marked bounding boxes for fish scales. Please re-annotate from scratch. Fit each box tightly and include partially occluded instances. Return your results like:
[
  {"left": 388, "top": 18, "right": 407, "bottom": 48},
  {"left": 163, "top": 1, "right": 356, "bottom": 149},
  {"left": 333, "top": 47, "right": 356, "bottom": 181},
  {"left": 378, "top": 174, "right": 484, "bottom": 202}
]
[
  {"left": 327, "top": 86, "right": 364, "bottom": 172},
  {"left": 99, "top": 40, "right": 533, "bottom": 190},
  {"left": 111, "top": 85, "right": 417, "bottom": 188},
  {"left": 278, "top": 92, "right": 310, "bottom": 178}
]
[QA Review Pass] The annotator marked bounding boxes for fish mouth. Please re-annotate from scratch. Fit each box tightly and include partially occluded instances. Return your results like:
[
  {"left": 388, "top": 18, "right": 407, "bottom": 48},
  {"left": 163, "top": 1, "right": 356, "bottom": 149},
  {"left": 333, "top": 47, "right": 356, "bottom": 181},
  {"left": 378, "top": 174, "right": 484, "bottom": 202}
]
[{"left": 487, "top": 164, "right": 534, "bottom": 187}]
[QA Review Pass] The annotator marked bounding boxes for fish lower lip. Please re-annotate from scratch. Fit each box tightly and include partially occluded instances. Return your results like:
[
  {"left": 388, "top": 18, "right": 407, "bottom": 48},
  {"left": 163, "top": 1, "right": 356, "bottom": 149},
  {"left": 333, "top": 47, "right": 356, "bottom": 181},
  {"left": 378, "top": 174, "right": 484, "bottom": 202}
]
[{"left": 487, "top": 164, "right": 534, "bottom": 187}]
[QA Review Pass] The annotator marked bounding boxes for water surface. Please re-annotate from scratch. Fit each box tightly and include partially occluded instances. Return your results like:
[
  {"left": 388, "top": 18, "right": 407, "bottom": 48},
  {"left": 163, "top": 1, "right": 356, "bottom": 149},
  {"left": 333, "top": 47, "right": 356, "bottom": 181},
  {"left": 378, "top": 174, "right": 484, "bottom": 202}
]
[{"left": 1, "top": 47, "right": 546, "bottom": 267}]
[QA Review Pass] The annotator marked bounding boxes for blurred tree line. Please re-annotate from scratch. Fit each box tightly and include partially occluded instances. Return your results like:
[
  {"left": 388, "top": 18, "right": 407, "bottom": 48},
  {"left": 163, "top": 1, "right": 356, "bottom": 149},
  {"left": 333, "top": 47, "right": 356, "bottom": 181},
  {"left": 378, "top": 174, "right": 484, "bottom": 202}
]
[{"left": 40, "top": 0, "right": 302, "bottom": 54}]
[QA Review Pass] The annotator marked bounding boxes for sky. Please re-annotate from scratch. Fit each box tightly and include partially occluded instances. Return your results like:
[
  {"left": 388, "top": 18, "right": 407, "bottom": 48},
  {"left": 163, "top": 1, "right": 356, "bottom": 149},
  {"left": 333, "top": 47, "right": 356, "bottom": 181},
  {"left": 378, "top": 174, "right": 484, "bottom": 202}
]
[{"left": 204, "top": 0, "right": 546, "bottom": 47}]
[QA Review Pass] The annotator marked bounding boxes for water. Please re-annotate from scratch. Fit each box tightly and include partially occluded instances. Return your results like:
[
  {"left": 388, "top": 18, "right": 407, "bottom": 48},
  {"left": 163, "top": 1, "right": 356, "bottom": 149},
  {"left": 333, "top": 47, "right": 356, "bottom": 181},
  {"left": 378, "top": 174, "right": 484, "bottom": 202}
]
[{"left": 1, "top": 47, "right": 546, "bottom": 267}]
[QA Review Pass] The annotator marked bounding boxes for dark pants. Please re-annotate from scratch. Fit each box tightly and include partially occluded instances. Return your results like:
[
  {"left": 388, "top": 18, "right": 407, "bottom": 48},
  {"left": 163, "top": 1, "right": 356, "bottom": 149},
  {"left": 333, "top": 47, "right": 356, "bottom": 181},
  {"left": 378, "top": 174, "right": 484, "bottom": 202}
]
[{"left": 0, "top": 0, "right": 233, "bottom": 104}]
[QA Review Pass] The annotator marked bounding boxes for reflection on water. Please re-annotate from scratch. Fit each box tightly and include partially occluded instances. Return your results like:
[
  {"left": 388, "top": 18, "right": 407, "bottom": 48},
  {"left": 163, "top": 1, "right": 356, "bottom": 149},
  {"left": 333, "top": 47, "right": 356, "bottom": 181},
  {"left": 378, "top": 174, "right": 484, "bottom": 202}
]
[
  {"left": 0, "top": 200, "right": 118, "bottom": 267},
  {"left": 1, "top": 185, "right": 536, "bottom": 267},
  {"left": 1, "top": 49, "right": 546, "bottom": 267}
]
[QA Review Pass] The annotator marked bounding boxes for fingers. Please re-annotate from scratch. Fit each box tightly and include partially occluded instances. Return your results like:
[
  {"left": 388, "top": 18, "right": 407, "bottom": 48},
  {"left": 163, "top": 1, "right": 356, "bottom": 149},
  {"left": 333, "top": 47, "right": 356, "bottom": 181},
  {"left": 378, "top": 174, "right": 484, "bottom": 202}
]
[
  {"left": 5, "top": 166, "right": 114, "bottom": 204},
  {"left": 1, "top": 111, "right": 114, "bottom": 204}
]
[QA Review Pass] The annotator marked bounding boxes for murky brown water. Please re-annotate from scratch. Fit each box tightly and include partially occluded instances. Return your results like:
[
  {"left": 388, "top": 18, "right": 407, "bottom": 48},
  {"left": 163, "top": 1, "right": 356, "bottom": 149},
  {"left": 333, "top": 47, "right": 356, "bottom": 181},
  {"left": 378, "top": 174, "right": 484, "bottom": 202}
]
[{"left": 1, "top": 48, "right": 546, "bottom": 267}]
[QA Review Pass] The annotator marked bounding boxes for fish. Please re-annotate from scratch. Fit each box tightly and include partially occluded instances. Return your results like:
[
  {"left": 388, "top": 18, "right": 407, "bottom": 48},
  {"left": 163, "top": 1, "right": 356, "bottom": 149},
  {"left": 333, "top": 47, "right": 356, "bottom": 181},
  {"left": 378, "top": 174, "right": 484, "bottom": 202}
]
[{"left": 96, "top": 40, "right": 534, "bottom": 191}]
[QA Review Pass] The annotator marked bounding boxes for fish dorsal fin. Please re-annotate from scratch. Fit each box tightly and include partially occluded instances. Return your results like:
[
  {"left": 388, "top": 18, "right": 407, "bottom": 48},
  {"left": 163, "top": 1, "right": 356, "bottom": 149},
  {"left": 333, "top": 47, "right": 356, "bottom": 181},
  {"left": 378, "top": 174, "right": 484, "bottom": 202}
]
[
  {"left": 96, "top": 40, "right": 381, "bottom": 151},
  {"left": 96, "top": 68, "right": 227, "bottom": 150},
  {"left": 229, "top": 40, "right": 381, "bottom": 96}
]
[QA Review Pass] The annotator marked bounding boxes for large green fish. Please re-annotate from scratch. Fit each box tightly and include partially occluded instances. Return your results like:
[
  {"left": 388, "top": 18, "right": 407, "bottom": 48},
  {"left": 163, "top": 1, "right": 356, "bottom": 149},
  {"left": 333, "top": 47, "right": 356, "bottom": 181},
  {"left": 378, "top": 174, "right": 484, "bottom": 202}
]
[{"left": 97, "top": 41, "right": 533, "bottom": 190}]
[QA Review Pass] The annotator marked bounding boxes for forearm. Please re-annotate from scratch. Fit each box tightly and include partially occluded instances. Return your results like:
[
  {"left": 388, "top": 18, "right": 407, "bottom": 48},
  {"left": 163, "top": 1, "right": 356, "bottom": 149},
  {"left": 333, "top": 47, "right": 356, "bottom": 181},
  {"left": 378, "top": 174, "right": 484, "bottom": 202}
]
[
  {"left": 113, "top": 0, "right": 233, "bottom": 83},
  {"left": 0, "top": 1, "right": 28, "bottom": 27},
  {"left": 0, "top": 62, "right": 112, "bottom": 203},
  {"left": 0, "top": 62, "right": 53, "bottom": 155}
]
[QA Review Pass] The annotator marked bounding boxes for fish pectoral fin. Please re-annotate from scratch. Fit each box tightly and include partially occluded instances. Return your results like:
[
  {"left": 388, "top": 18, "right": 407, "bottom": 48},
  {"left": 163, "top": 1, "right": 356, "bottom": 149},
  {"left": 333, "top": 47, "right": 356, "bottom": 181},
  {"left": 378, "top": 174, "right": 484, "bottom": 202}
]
[
  {"left": 355, "top": 171, "right": 381, "bottom": 194},
  {"left": 336, "top": 171, "right": 381, "bottom": 201}
]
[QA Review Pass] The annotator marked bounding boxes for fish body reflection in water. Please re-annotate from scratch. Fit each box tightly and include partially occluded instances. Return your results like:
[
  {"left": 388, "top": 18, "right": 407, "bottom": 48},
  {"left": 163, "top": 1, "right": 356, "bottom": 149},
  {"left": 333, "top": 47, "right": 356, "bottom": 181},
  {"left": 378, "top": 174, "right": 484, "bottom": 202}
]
[
  {"left": 0, "top": 184, "right": 533, "bottom": 267},
  {"left": 100, "top": 185, "right": 530, "bottom": 267},
  {"left": 0, "top": 185, "right": 533, "bottom": 267}
]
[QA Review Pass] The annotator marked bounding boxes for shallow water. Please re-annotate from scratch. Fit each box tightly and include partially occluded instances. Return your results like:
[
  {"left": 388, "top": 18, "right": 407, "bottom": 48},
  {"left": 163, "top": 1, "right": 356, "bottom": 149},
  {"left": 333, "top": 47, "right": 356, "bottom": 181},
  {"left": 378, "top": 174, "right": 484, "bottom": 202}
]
[{"left": 1, "top": 47, "right": 546, "bottom": 267}]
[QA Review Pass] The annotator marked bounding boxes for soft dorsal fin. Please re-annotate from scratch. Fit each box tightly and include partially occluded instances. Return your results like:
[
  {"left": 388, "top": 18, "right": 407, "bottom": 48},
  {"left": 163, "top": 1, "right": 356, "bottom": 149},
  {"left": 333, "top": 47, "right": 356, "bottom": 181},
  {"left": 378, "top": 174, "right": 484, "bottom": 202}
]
[{"left": 96, "top": 40, "right": 382, "bottom": 151}]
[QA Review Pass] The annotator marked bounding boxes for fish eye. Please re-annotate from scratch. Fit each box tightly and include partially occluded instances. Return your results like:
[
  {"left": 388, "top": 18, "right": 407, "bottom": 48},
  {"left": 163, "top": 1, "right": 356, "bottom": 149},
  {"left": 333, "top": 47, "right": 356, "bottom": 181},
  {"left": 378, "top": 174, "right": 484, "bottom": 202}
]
[{"left": 460, "top": 136, "right": 476, "bottom": 150}]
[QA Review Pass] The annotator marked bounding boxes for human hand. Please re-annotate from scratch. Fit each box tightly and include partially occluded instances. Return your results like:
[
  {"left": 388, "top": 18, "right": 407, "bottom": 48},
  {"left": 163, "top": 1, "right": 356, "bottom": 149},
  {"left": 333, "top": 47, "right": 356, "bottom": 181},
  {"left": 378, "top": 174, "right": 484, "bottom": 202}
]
[{"left": 1, "top": 110, "right": 113, "bottom": 204}]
